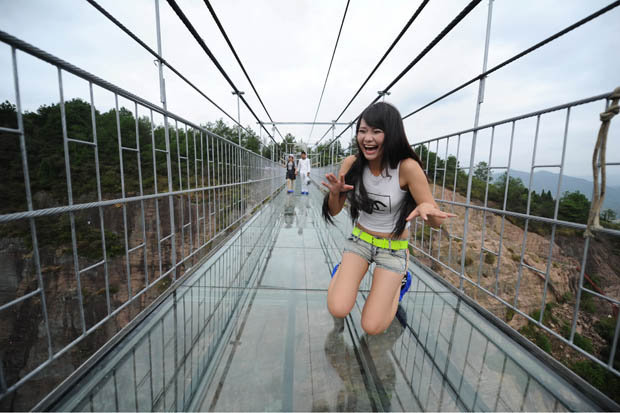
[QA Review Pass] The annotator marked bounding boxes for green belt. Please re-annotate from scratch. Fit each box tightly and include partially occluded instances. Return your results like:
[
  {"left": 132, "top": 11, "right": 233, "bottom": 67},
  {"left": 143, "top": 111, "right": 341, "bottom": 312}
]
[{"left": 352, "top": 227, "right": 409, "bottom": 250}]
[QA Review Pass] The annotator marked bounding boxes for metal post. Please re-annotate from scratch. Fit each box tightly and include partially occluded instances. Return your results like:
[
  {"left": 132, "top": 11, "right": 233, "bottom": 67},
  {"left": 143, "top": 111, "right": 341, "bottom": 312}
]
[
  {"left": 259, "top": 122, "right": 263, "bottom": 155},
  {"left": 331, "top": 120, "right": 336, "bottom": 165},
  {"left": 232, "top": 90, "right": 245, "bottom": 146},
  {"left": 458, "top": 0, "right": 494, "bottom": 290},
  {"left": 155, "top": 0, "right": 177, "bottom": 280},
  {"left": 377, "top": 90, "right": 391, "bottom": 102},
  {"left": 350, "top": 125, "right": 354, "bottom": 155}
]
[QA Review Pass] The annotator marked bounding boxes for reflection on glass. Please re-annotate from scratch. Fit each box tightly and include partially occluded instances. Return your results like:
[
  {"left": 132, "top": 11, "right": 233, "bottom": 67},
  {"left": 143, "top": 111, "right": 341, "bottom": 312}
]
[
  {"left": 297, "top": 194, "right": 309, "bottom": 235},
  {"left": 284, "top": 192, "right": 295, "bottom": 228},
  {"left": 48, "top": 190, "right": 604, "bottom": 412},
  {"left": 321, "top": 307, "right": 406, "bottom": 411}
]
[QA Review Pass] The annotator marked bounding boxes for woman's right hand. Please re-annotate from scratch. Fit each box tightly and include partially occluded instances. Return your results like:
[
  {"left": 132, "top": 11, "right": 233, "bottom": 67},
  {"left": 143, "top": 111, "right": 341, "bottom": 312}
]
[{"left": 322, "top": 173, "right": 354, "bottom": 196}]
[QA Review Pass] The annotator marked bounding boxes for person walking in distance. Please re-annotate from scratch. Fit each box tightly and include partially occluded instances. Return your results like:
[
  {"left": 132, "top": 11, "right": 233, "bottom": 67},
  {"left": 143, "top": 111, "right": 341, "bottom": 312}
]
[
  {"left": 285, "top": 154, "right": 297, "bottom": 193},
  {"left": 297, "top": 151, "right": 312, "bottom": 195},
  {"left": 322, "top": 102, "right": 455, "bottom": 335}
]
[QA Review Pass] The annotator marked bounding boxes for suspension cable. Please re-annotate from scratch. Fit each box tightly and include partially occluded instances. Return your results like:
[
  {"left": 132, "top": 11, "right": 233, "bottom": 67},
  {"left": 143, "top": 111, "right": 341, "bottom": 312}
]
[
  {"left": 403, "top": 0, "right": 620, "bottom": 120},
  {"left": 166, "top": 0, "right": 278, "bottom": 143},
  {"left": 85, "top": 0, "right": 250, "bottom": 136},
  {"left": 307, "top": 0, "right": 351, "bottom": 142},
  {"left": 369, "top": 0, "right": 482, "bottom": 108},
  {"left": 321, "top": 0, "right": 482, "bottom": 149},
  {"left": 202, "top": 0, "right": 285, "bottom": 142},
  {"left": 312, "top": 0, "right": 429, "bottom": 148}
]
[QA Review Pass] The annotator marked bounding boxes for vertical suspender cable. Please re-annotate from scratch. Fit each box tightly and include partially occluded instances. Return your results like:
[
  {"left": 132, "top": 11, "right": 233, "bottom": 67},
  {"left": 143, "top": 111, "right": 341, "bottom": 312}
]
[
  {"left": 85, "top": 0, "right": 247, "bottom": 135},
  {"left": 307, "top": 0, "right": 350, "bottom": 143},
  {"left": 312, "top": 0, "right": 430, "bottom": 148},
  {"left": 320, "top": 0, "right": 482, "bottom": 149},
  {"left": 166, "top": 0, "right": 277, "bottom": 143},
  {"left": 403, "top": 0, "right": 620, "bottom": 120},
  {"left": 203, "top": 0, "right": 285, "bottom": 142}
]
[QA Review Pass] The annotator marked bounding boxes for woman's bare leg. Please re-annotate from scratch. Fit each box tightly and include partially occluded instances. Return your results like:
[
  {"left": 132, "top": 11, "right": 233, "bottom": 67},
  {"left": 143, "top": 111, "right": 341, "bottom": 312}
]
[
  {"left": 361, "top": 267, "right": 401, "bottom": 335},
  {"left": 327, "top": 252, "right": 369, "bottom": 318}
]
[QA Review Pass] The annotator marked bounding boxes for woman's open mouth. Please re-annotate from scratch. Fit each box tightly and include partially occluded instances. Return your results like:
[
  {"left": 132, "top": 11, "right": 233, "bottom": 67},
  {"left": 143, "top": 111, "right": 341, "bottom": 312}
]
[{"left": 363, "top": 144, "right": 378, "bottom": 155}]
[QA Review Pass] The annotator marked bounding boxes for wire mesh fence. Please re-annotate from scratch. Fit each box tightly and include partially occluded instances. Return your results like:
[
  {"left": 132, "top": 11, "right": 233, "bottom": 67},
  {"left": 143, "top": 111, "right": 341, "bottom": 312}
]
[
  {"left": 44, "top": 198, "right": 281, "bottom": 412},
  {"left": 0, "top": 30, "right": 282, "bottom": 410},
  {"left": 314, "top": 87, "right": 620, "bottom": 405},
  {"left": 408, "top": 91, "right": 620, "bottom": 380}
]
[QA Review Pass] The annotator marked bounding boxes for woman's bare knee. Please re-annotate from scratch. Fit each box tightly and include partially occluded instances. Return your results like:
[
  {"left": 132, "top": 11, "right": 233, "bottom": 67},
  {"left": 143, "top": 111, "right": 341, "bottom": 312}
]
[
  {"left": 361, "top": 315, "right": 388, "bottom": 335},
  {"left": 326, "top": 253, "right": 368, "bottom": 318},
  {"left": 327, "top": 296, "right": 353, "bottom": 318}
]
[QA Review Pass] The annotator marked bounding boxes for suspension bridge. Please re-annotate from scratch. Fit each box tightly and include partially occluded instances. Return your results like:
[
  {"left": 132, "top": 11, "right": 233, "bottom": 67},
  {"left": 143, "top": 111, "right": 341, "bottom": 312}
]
[{"left": 0, "top": 1, "right": 619, "bottom": 411}]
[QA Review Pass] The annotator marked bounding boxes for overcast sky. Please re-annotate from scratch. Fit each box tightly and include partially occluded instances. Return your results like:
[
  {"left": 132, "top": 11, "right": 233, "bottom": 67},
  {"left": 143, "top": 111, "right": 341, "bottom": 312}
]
[{"left": 1, "top": 0, "right": 619, "bottom": 180}]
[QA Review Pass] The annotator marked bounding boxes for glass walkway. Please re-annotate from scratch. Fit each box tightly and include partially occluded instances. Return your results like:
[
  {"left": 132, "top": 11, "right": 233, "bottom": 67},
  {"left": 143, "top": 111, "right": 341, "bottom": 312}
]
[
  {"left": 3, "top": 2, "right": 620, "bottom": 409},
  {"left": 45, "top": 182, "right": 611, "bottom": 412}
]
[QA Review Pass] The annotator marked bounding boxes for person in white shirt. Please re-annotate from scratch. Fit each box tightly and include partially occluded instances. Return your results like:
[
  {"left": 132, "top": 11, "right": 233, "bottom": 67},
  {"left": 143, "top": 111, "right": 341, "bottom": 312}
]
[{"left": 296, "top": 151, "right": 312, "bottom": 195}]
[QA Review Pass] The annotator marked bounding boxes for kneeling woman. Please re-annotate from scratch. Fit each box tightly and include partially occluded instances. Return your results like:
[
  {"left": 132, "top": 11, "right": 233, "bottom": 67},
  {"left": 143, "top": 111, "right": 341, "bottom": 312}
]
[{"left": 321, "top": 102, "right": 454, "bottom": 335}]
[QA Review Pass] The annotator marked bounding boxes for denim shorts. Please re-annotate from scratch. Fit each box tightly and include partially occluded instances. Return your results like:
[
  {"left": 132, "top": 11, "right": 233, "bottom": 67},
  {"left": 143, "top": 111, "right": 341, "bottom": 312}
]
[{"left": 343, "top": 233, "right": 409, "bottom": 275}]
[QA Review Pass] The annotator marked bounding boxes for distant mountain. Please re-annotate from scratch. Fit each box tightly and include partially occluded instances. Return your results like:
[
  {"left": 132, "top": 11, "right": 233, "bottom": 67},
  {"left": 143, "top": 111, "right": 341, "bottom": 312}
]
[
  {"left": 575, "top": 173, "right": 620, "bottom": 187},
  {"left": 491, "top": 170, "right": 620, "bottom": 215}
]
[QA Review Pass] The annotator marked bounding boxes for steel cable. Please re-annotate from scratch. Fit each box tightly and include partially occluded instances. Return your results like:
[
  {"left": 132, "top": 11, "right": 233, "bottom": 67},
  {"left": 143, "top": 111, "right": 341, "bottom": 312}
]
[
  {"left": 85, "top": 0, "right": 252, "bottom": 137},
  {"left": 166, "top": 0, "right": 277, "bottom": 143},
  {"left": 307, "top": 0, "right": 351, "bottom": 142},
  {"left": 312, "top": 0, "right": 430, "bottom": 147},
  {"left": 202, "top": 0, "right": 285, "bottom": 142},
  {"left": 403, "top": 0, "right": 620, "bottom": 120},
  {"left": 322, "top": 0, "right": 482, "bottom": 148}
]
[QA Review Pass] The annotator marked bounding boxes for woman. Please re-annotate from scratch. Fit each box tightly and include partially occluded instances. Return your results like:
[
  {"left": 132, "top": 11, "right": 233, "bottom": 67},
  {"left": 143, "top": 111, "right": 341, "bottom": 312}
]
[
  {"left": 321, "top": 102, "right": 454, "bottom": 335},
  {"left": 285, "top": 154, "right": 296, "bottom": 193}
]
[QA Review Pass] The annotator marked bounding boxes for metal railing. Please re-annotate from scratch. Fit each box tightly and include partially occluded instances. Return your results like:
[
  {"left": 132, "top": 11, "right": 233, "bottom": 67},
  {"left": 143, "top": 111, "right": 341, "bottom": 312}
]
[
  {"left": 0, "top": 29, "right": 282, "bottom": 411},
  {"left": 310, "top": 0, "right": 620, "bottom": 393},
  {"left": 409, "top": 89, "right": 620, "bottom": 378},
  {"left": 42, "top": 198, "right": 281, "bottom": 411},
  {"left": 308, "top": 177, "right": 613, "bottom": 410},
  {"left": 392, "top": 272, "right": 597, "bottom": 411}
]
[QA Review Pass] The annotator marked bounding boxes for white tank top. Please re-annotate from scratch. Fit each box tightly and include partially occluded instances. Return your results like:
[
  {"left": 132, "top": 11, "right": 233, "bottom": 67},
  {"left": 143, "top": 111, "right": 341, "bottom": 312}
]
[{"left": 356, "top": 161, "right": 409, "bottom": 233}]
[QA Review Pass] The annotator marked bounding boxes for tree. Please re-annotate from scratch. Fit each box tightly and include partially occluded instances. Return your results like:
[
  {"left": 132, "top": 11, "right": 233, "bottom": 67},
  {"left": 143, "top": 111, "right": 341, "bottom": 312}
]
[
  {"left": 473, "top": 161, "right": 490, "bottom": 183},
  {"left": 601, "top": 209, "right": 617, "bottom": 222},
  {"left": 558, "top": 191, "right": 591, "bottom": 224},
  {"left": 489, "top": 172, "right": 528, "bottom": 213},
  {"left": 261, "top": 144, "right": 272, "bottom": 160},
  {"left": 206, "top": 119, "right": 236, "bottom": 142},
  {"left": 279, "top": 133, "right": 297, "bottom": 155},
  {"left": 242, "top": 128, "right": 261, "bottom": 155},
  {"left": 0, "top": 100, "right": 17, "bottom": 128}
]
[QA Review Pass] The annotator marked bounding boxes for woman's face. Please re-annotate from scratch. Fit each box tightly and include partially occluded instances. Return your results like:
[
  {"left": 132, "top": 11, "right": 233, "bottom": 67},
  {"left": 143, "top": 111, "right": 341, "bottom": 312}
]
[{"left": 357, "top": 119, "right": 385, "bottom": 162}]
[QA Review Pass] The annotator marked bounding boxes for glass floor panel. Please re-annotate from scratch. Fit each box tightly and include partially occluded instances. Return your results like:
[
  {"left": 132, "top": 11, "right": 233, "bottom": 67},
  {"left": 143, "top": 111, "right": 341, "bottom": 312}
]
[
  {"left": 51, "top": 185, "right": 607, "bottom": 411},
  {"left": 197, "top": 189, "right": 598, "bottom": 412}
]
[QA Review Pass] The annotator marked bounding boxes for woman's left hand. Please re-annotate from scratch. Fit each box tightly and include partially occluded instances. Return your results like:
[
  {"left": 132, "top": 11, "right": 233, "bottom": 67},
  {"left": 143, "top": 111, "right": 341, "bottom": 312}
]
[{"left": 406, "top": 202, "right": 456, "bottom": 222}]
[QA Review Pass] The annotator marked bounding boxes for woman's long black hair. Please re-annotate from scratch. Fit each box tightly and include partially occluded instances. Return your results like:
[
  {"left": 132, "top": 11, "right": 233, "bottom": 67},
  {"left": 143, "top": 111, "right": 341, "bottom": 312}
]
[{"left": 322, "top": 102, "right": 425, "bottom": 237}]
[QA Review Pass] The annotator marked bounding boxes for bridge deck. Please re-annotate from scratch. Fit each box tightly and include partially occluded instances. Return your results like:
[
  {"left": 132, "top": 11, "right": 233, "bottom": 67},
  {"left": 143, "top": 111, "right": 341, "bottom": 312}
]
[
  {"left": 195, "top": 185, "right": 597, "bottom": 411},
  {"left": 52, "top": 182, "right": 603, "bottom": 411}
]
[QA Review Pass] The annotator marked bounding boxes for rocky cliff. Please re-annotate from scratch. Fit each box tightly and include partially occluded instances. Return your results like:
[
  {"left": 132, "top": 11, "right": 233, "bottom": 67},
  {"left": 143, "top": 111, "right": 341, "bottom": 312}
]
[{"left": 412, "top": 188, "right": 619, "bottom": 398}]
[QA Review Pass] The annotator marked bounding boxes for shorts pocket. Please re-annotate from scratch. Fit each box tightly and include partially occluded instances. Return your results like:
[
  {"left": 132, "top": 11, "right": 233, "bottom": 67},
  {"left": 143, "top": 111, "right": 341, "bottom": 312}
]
[{"left": 389, "top": 248, "right": 407, "bottom": 259}]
